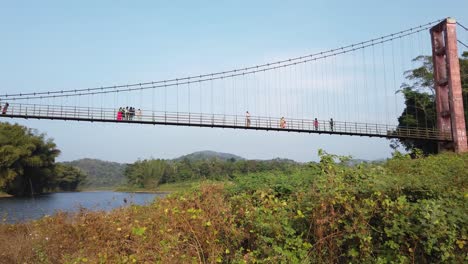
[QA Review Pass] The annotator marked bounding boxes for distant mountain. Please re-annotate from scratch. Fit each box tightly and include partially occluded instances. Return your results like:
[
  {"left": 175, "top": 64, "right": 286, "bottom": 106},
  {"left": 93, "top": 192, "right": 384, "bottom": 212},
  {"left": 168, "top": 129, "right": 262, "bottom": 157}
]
[
  {"left": 174, "top": 150, "right": 244, "bottom": 162},
  {"left": 256, "top": 157, "right": 299, "bottom": 164},
  {"left": 343, "top": 159, "right": 369, "bottom": 166},
  {"left": 342, "top": 158, "right": 386, "bottom": 166},
  {"left": 61, "top": 159, "right": 127, "bottom": 188}
]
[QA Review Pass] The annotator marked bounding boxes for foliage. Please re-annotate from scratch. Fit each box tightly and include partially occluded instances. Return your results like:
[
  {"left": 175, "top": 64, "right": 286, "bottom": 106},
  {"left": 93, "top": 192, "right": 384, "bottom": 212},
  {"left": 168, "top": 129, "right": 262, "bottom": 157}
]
[
  {"left": 0, "top": 122, "right": 60, "bottom": 196},
  {"left": 53, "top": 164, "right": 87, "bottom": 191},
  {"left": 125, "top": 159, "right": 168, "bottom": 188},
  {"left": 0, "top": 150, "right": 466, "bottom": 263},
  {"left": 393, "top": 53, "right": 468, "bottom": 154},
  {"left": 174, "top": 150, "right": 244, "bottom": 162},
  {"left": 62, "top": 158, "right": 126, "bottom": 188},
  {"left": 124, "top": 156, "right": 304, "bottom": 189}
]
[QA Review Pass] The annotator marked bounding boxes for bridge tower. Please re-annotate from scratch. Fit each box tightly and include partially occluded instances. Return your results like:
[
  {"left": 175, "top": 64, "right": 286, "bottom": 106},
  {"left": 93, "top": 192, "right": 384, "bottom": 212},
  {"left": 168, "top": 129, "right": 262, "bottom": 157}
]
[{"left": 430, "top": 18, "right": 467, "bottom": 153}]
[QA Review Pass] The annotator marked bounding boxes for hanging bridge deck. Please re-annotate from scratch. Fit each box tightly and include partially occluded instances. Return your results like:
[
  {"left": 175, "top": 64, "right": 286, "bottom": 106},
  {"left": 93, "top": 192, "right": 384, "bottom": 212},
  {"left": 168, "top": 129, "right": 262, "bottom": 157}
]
[{"left": 0, "top": 103, "right": 452, "bottom": 141}]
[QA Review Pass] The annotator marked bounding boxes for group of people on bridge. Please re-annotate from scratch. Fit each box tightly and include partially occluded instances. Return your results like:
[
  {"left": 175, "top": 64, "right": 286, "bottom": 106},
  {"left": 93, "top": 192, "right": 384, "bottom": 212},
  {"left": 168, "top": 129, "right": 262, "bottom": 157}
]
[
  {"left": 117, "top": 106, "right": 142, "bottom": 121},
  {"left": 245, "top": 111, "right": 334, "bottom": 131}
]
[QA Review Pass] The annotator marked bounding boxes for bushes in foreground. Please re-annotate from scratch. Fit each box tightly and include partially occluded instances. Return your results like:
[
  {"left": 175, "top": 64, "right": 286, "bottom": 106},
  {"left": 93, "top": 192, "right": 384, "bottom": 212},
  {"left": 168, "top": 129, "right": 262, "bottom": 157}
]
[{"left": 0, "top": 151, "right": 466, "bottom": 263}]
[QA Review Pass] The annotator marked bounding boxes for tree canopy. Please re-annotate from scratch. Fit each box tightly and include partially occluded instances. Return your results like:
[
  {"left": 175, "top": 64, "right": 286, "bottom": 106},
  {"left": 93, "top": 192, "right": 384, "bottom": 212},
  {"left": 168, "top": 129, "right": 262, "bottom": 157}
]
[
  {"left": 0, "top": 122, "right": 86, "bottom": 196},
  {"left": 393, "top": 52, "right": 468, "bottom": 154},
  {"left": 124, "top": 157, "right": 303, "bottom": 188}
]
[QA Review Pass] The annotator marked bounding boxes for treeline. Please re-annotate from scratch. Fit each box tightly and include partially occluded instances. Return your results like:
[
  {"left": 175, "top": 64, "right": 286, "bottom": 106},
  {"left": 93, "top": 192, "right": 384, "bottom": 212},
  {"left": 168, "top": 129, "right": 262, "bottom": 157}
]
[
  {"left": 0, "top": 122, "right": 86, "bottom": 196},
  {"left": 124, "top": 157, "right": 303, "bottom": 188}
]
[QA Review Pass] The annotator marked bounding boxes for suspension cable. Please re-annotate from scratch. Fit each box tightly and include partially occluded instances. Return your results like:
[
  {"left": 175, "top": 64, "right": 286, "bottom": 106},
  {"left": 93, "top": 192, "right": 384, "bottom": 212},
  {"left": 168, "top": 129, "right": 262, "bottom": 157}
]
[
  {"left": 458, "top": 39, "right": 468, "bottom": 49},
  {"left": 457, "top": 21, "right": 468, "bottom": 31},
  {"left": 5, "top": 28, "right": 436, "bottom": 102},
  {"left": 1, "top": 20, "right": 442, "bottom": 99}
]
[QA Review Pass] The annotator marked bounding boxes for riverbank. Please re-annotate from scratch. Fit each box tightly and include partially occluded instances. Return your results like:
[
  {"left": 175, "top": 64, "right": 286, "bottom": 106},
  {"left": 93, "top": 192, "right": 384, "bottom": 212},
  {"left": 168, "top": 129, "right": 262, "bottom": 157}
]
[
  {"left": 1, "top": 152, "right": 466, "bottom": 263},
  {"left": 0, "top": 191, "right": 162, "bottom": 224},
  {"left": 114, "top": 180, "right": 209, "bottom": 193}
]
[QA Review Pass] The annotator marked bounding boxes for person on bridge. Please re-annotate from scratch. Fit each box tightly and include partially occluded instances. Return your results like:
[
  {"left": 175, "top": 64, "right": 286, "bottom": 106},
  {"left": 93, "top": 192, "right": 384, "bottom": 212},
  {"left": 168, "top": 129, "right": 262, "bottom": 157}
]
[
  {"left": 314, "top": 118, "right": 318, "bottom": 130},
  {"left": 117, "top": 108, "right": 123, "bottom": 120},
  {"left": 136, "top": 109, "right": 142, "bottom": 121},
  {"left": 129, "top": 107, "right": 135, "bottom": 121},
  {"left": 246, "top": 111, "right": 251, "bottom": 127},
  {"left": 280, "top": 117, "right": 286, "bottom": 128},
  {"left": 124, "top": 107, "right": 129, "bottom": 120},
  {"left": 2, "top": 102, "right": 9, "bottom": 115},
  {"left": 329, "top": 118, "right": 334, "bottom": 131}
]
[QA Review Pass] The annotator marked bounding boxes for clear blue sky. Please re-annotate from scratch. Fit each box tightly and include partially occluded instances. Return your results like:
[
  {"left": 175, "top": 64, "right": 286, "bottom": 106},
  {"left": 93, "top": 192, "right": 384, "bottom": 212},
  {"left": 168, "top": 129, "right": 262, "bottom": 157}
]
[{"left": 1, "top": 1, "right": 467, "bottom": 162}]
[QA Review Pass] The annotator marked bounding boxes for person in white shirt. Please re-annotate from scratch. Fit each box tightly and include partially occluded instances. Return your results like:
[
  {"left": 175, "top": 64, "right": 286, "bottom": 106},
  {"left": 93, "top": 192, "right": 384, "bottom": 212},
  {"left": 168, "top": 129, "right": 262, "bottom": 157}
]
[
  {"left": 246, "top": 111, "right": 251, "bottom": 127},
  {"left": 136, "top": 109, "right": 142, "bottom": 121}
]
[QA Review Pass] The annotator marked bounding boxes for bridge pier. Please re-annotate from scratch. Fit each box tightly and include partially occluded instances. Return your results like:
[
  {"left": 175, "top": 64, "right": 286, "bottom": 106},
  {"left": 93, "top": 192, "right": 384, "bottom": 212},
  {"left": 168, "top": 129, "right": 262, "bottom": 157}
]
[{"left": 430, "top": 18, "right": 467, "bottom": 153}]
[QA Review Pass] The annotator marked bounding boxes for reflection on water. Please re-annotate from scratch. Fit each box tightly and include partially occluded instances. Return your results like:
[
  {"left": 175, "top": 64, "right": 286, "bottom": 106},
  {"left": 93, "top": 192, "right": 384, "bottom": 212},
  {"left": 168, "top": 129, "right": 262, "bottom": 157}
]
[{"left": 0, "top": 191, "right": 165, "bottom": 223}]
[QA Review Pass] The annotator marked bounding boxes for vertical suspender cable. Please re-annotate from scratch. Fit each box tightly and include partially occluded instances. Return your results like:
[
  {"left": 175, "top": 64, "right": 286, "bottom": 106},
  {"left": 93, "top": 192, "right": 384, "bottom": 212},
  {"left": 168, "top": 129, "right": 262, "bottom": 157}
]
[
  {"left": 328, "top": 56, "right": 332, "bottom": 121},
  {"left": 233, "top": 74, "right": 236, "bottom": 116},
  {"left": 372, "top": 41, "right": 378, "bottom": 123},
  {"left": 176, "top": 81, "right": 179, "bottom": 114},
  {"left": 279, "top": 67, "right": 282, "bottom": 116},
  {"left": 312, "top": 59, "right": 317, "bottom": 119},
  {"left": 264, "top": 69, "right": 268, "bottom": 118},
  {"left": 299, "top": 60, "right": 310, "bottom": 119},
  {"left": 382, "top": 42, "right": 388, "bottom": 125},
  {"left": 223, "top": 75, "right": 228, "bottom": 117},
  {"left": 285, "top": 65, "right": 288, "bottom": 117},
  {"left": 320, "top": 57, "right": 325, "bottom": 121},
  {"left": 342, "top": 52, "right": 349, "bottom": 122},
  {"left": 242, "top": 73, "right": 249, "bottom": 112},
  {"left": 211, "top": 76, "right": 214, "bottom": 115},
  {"left": 400, "top": 34, "right": 408, "bottom": 129},
  {"left": 295, "top": 63, "right": 300, "bottom": 118},
  {"left": 321, "top": 57, "right": 327, "bottom": 119},
  {"left": 334, "top": 54, "right": 339, "bottom": 121},
  {"left": 309, "top": 59, "right": 313, "bottom": 119},
  {"left": 200, "top": 79, "right": 203, "bottom": 114},
  {"left": 139, "top": 83, "right": 143, "bottom": 113},
  {"left": 410, "top": 31, "right": 419, "bottom": 129},
  {"left": 354, "top": 49, "right": 360, "bottom": 122},
  {"left": 187, "top": 80, "right": 190, "bottom": 114},
  {"left": 164, "top": 83, "right": 167, "bottom": 113},
  {"left": 417, "top": 30, "right": 429, "bottom": 130},
  {"left": 391, "top": 38, "right": 398, "bottom": 126},
  {"left": 362, "top": 47, "right": 369, "bottom": 123}
]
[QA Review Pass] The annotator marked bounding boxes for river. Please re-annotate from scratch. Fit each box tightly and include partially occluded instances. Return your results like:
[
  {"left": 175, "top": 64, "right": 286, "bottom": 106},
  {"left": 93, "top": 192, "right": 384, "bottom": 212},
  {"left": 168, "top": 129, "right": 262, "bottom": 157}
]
[{"left": 0, "top": 191, "right": 165, "bottom": 224}]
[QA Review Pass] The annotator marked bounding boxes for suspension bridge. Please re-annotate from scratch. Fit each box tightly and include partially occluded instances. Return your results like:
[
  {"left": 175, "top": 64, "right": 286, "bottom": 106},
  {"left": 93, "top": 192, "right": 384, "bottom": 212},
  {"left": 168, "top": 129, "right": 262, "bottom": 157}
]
[{"left": 1, "top": 18, "right": 467, "bottom": 152}]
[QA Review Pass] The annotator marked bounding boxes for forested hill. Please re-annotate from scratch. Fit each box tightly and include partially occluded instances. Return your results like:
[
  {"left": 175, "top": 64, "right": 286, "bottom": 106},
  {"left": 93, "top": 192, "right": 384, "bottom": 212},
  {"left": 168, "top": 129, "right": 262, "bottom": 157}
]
[
  {"left": 63, "top": 152, "right": 299, "bottom": 188},
  {"left": 61, "top": 159, "right": 126, "bottom": 188},
  {"left": 174, "top": 150, "right": 244, "bottom": 161}
]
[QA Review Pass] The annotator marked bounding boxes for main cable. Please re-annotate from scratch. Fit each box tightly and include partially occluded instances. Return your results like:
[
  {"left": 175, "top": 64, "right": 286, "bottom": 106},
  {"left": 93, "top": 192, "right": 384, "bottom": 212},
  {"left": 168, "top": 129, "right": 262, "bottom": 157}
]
[
  {"left": 457, "top": 21, "right": 468, "bottom": 31},
  {"left": 2, "top": 20, "right": 442, "bottom": 99}
]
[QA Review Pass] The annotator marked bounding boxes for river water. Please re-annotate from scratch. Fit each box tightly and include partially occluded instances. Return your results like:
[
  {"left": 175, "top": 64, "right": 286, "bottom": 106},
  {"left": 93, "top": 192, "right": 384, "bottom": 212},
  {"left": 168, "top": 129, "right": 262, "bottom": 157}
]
[{"left": 0, "top": 191, "right": 165, "bottom": 223}]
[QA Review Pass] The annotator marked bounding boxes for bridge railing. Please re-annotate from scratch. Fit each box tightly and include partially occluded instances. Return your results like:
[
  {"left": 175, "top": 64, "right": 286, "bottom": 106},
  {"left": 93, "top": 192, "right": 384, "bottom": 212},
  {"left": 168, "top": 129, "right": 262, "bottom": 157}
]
[{"left": 2, "top": 103, "right": 452, "bottom": 141}]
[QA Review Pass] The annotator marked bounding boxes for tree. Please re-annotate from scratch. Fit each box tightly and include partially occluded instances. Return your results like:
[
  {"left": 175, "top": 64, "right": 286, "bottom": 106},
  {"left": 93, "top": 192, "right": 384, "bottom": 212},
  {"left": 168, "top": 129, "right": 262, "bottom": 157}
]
[
  {"left": 0, "top": 122, "right": 60, "bottom": 196},
  {"left": 125, "top": 159, "right": 168, "bottom": 188},
  {"left": 54, "top": 164, "right": 87, "bottom": 191},
  {"left": 392, "top": 53, "right": 468, "bottom": 154}
]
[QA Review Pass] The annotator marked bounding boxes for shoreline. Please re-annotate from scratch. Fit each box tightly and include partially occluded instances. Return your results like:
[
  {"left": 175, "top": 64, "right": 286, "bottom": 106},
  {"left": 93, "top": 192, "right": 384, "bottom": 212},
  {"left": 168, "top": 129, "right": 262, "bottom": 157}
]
[
  {"left": 83, "top": 189, "right": 171, "bottom": 194},
  {"left": 0, "top": 190, "right": 170, "bottom": 198}
]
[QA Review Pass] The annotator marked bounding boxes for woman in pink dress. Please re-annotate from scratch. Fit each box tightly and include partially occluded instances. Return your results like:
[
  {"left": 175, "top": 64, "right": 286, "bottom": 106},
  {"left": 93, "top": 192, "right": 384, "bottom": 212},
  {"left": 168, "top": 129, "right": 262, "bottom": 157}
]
[{"left": 117, "top": 109, "right": 122, "bottom": 120}]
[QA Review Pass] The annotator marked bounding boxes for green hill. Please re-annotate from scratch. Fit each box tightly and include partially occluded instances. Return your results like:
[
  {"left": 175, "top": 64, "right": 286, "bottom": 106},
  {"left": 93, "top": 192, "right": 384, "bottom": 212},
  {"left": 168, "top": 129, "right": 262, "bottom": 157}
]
[
  {"left": 174, "top": 150, "right": 244, "bottom": 162},
  {"left": 61, "top": 159, "right": 127, "bottom": 188}
]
